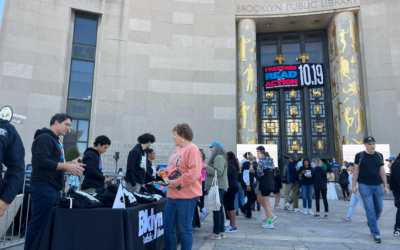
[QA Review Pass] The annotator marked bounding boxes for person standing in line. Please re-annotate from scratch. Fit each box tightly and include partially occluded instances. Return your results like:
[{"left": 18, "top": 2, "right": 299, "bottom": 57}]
[
  {"left": 330, "top": 157, "right": 340, "bottom": 183},
  {"left": 311, "top": 158, "right": 316, "bottom": 168},
  {"left": 312, "top": 159, "right": 329, "bottom": 219},
  {"left": 234, "top": 155, "right": 246, "bottom": 216},
  {"left": 204, "top": 141, "right": 228, "bottom": 240},
  {"left": 299, "top": 158, "right": 315, "bottom": 215},
  {"left": 125, "top": 133, "right": 156, "bottom": 192},
  {"left": 327, "top": 168, "right": 338, "bottom": 200},
  {"left": 352, "top": 137, "right": 390, "bottom": 244},
  {"left": 250, "top": 156, "right": 261, "bottom": 212},
  {"left": 285, "top": 155, "right": 301, "bottom": 212},
  {"left": 199, "top": 150, "right": 210, "bottom": 221},
  {"left": 25, "top": 114, "right": 85, "bottom": 250},
  {"left": 389, "top": 154, "right": 400, "bottom": 236},
  {"left": 322, "top": 160, "right": 327, "bottom": 171},
  {"left": 339, "top": 166, "right": 350, "bottom": 201},
  {"left": 81, "top": 135, "right": 112, "bottom": 194},
  {"left": 239, "top": 153, "right": 256, "bottom": 219},
  {"left": 348, "top": 163, "right": 353, "bottom": 193},
  {"left": 273, "top": 167, "right": 283, "bottom": 210},
  {"left": 224, "top": 151, "right": 239, "bottom": 233}
]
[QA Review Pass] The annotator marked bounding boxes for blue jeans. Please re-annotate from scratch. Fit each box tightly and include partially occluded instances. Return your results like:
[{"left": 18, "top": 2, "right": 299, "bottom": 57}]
[
  {"left": 301, "top": 185, "right": 313, "bottom": 209},
  {"left": 25, "top": 184, "right": 61, "bottom": 250},
  {"left": 359, "top": 184, "right": 383, "bottom": 236},
  {"left": 347, "top": 191, "right": 364, "bottom": 218},
  {"left": 235, "top": 182, "right": 245, "bottom": 210},
  {"left": 213, "top": 189, "right": 225, "bottom": 234},
  {"left": 164, "top": 197, "right": 197, "bottom": 250}
]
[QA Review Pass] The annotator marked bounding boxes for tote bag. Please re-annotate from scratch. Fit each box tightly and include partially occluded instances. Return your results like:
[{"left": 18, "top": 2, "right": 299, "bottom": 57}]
[{"left": 207, "top": 170, "right": 221, "bottom": 211}]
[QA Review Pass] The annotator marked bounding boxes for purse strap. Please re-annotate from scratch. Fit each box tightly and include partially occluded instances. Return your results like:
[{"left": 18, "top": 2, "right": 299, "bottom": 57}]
[{"left": 214, "top": 170, "right": 218, "bottom": 187}]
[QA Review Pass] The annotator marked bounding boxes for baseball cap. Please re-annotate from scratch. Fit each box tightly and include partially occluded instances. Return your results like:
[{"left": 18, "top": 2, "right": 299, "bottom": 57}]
[
  {"left": 364, "top": 136, "right": 376, "bottom": 143},
  {"left": 208, "top": 141, "right": 222, "bottom": 148},
  {"left": 386, "top": 155, "right": 396, "bottom": 161},
  {"left": 348, "top": 162, "right": 354, "bottom": 166}
]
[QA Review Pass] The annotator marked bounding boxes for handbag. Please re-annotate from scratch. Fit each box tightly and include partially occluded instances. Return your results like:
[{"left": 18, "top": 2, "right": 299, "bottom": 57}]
[{"left": 207, "top": 170, "right": 221, "bottom": 211}]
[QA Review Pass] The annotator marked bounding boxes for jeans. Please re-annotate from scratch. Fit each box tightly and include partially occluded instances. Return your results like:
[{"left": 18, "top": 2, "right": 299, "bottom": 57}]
[
  {"left": 394, "top": 193, "right": 400, "bottom": 229},
  {"left": 164, "top": 197, "right": 197, "bottom": 250},
  {"left": 235, "top": 182, "right": 245, "bottom": 210},
  {"left": 347, "top": 191, "right": 364, "bottom": 218},
  {"left": 212, "top": 189, "right": 226, "bottom": 234},
  {"left": 301, "top": 185, "right": 313, "bottom": 209},
  {"left": 25, "top": 184, "right": 61, "bottom": 250},
  {"left": 359, "top": 184, "right": 383, "bottom": 236},
  {"left": 315, "top": 190, "right": 329, "bottom": 213}
]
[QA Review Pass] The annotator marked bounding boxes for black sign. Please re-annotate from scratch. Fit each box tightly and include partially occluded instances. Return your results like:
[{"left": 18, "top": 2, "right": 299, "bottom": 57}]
[{"left": 264, "top": 63, "right": 325, "bottom": 90}]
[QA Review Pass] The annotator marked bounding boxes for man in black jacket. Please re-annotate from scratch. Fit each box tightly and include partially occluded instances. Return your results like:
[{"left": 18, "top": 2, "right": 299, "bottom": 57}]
[
  {"left": 25, "top": 114, "right": 85, "bottom": 250},
  {"left": 0, "top": 117, "right": 25, "bottom": 217},
  {"left": 125, "top": 133, "right": 155, "bottom": 192},
  {"left": 145, "top": 148, "right": 157, "bottom": 183},
  {"left": 390, "top": 155, "right": 400, "bottom": 236},
  {"left": 81, "top": 135, "right": 112, "bottom": 194}
]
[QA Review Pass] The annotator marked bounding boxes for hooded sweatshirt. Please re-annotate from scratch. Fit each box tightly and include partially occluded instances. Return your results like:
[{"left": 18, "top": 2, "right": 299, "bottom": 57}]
[
  {"left": 312, "top": 166, "right": 327, "bottom": 191},
  {"left": 125, "top": 144, "right": 146, "bottom": 186},
  {"left": 31, "top": 128, "right": 65, "bottom": 191},
  {"left": 81, "top": 148, "right": 105, "bottom": 190}
]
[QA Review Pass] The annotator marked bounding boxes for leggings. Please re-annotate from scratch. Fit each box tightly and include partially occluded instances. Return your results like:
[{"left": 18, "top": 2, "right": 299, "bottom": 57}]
[
  {"left": 340, "top": 183, "right": 350, "bottom": 199},
  {"left": 197, "top": 181, "right": 206, "bottom": 210},
  {"left": 315, "top": 190, "right": 329, "bottom": 213}
]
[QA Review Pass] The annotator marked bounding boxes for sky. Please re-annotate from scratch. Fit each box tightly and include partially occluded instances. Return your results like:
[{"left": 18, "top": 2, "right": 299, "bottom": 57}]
[{"left": 0, "top": 0, "right": 4, "bottom": 27}]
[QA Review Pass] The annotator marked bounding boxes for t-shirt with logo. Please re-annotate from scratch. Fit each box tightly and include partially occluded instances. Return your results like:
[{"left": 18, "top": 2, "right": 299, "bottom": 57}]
[
  {"left": 354, "top": 151, "right": 384, "bottom": 186},
  {"left": 330, "top": 161, "right": 339, "bottom": 168}
]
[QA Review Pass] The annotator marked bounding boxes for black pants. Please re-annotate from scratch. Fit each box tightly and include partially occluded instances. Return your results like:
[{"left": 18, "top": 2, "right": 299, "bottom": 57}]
[
  {"left": 213, "top": 189, "right": 225, "bottom": 234},
  {"left": 197, "top": 181, "right": 206, "bottom": 210},
  {"left": 315, "top": 190, "right": 329, "bottom": 213},
  {"left": 241, "top": 184, "right": 255, "bottom": 218},
  {"left": 394, "top": 193, "right": 400, "bottom": 230},
  {"left": 340, "top": 183, "right": 350, "bottom": 199}
]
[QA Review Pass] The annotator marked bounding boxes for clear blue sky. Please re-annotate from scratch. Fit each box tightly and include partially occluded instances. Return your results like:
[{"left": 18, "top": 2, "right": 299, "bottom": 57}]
[{"left": 0, "top": 0, "right": 4, "bottom": 27}]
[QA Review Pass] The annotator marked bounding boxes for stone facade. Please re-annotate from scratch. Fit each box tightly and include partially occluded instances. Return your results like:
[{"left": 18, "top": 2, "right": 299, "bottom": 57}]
[{"left": 0, "top": 0, "right": 399, "bottom": 171}]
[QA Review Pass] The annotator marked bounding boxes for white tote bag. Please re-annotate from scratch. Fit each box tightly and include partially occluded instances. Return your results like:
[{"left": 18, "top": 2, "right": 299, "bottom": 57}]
[{"left": 207, "top": 170, "right": 221, "bottom": 211}]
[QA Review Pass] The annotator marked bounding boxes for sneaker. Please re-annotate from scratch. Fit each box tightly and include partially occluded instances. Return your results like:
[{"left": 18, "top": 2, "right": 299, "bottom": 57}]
[
  {"left": 324, "top": 214, "right": 329, "bottom": 219},
  {"left": 294, "top": 208, "right": 302, "bottom": 213},
  {"left": 271, "top": 215, "right": 278, "bottom": 222},
  {"left": 204, "top": 233, "right": 221, "bottom": 240},
  {"left": 275, "top": 205, "right": 282, "bottom": 210},
  {"left": 374, "top": 236, "right": 381, "bottom": 243},
  {"left": 262, "top": 222, "right": 274, "bottom": 229},
  {"left": 307, "top": 210, "right": 315, "bottom": 216},
  {"left": 220, "top": 232, "right": 226, "bottom": 239},
  {"left": 226, "top": 226, "right": 238, "bottom": 233},
  {"left": 199, "top": 212, "right": 203, "bottom": 218},
  {"left": 341, "top": 217, "right": 351, "bottom": 222},
  {"left": 285, "top": 203, "right": 291, "bottom": 211},
  {"left": 314, "top": 214, "right": 320, "bottom": 219},
  {"left": 200, "top": 211, "right": 209, "bottom": 221},
  {"left": 304, "top": 210, "right": 308, "bottom": 215},
  {"left": 224, "top": 221, "right": 230, "bottom": 228},
  {"left": 257, "top": 206, "right": 261, "bottom": 211},
  {"left": 393, "top": 228, "right": 400, "bottom": 236}
]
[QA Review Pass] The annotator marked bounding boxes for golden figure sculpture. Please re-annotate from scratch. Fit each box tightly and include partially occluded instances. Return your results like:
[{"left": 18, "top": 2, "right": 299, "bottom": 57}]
[
  {"left": 248, "top": 101, "right": 258, "bottom": 133},
  {"left": 242, "top": 64, "right": 255, "bottom": 92},
  {"left": 349, "top": 20, "right": 358, "bottom": 52},
  {"left": 339, "top": 28, "right": 349, "bottom": 53},
  {"left": 292, "top": 141, "right": 300, "bottom": 150},
  {"left": 342, "top": 81, "right": 361, "bottom": 96},
  {"left": 329, "top": 42, "right": 334, "bottom": 57},
  {"left": 238, "top": 101, "right": 250, "bottom": 129},
  {"left": 351, "top": 55, "right": 356, "bottom": 65},
  {"left": 275, "top": 55, "right": 285, "bottom": 64},
  {"left": 353, "top": 101, "right": 364, "bottom": 134},
  {"left": 337, "top": 56, "right": 351, "bottom": 83},
  {"left": 342, "top": 135, "right": 348, "bottom": 145},
  {"left": 266, "top": 126, "right": 275, "bottom": 133},
  {"left": 238, "top": 133, "right": 244, "bottom": 144},
  {"left": 299, "top": 54, "right": 309, "bottom": 63},
  {"left": 315, "top": 105, "right": 321, "bottom": 115},
  {"left": 352, "top": 137, "right": 364, "bottom": 145},
  {"left": 292, "top": 123, "right": 298, "bottom": 133},
  {"left": 267, "top": 106, "right": 272, "bottom": 115},
  {"left": 247, "top": 135, "right": 257, "bottom": 144},
  {"left": 238, "top": 34, "right": 251, "bottom": 62},
  {"left": 335, "top": 97, "right": 349, "bottom": 124},
  {"left": 250, "top": 56, "right": 257, "bottom": 65},
  {"left": 265, "top": 92, "right": 274, "bottom": 98},
  {"left": 249, "top": 45, "right": 256, "bottom": 54},
  {"left": 331, "top": 21, "right": 340, "bottom": 56},
  {"left": 290, "top": 89, "right": 296, "bottom": 98},
  {"left": 317, "top": 140, "right": 323, "bottom": 150},
  {"left": 331, "top": 75, "right": 338, "bottom": 98},
  {"left": 315, "top": 124, "right": 324, "bottom": 132},
  {"left": 341, "top": 107, "right": 354, "bottom": 134},
  {"left": 334, "top": 126, "right": 340, "bottom": 157},
  {"left": 289, "top": 106, "right": 299, "bottom": 115},
  {"left": 269, "top": 140, "right": 274, "bottom": 145},
  {"left": 312, "top": 88, "right": 322, "bottom": 97}
]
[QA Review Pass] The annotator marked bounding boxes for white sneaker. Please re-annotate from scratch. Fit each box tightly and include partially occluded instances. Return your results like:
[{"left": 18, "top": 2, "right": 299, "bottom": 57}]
[
  {"left": 262, "top": 222, "right": 274, "bottom": 229},
  {"left": 294, "top": 208, "right": 302, "bottom": 213},
  {"left": 308, "top": 210, "right": 315, "bottom": 215},
  {"left": 304, "top": 209, "right": 308, "bottom": 215},
  {"left": 285, "top": 203, "right": 292, "bottom": 211},
  {"left": 224, "top": 221, "right": 230, "bottom": 228}
]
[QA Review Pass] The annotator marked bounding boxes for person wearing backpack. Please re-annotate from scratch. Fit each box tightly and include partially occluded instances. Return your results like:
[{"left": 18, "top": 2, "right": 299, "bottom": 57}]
[{"left": 352, "top": 137, "right": 390, "bottom": 244}]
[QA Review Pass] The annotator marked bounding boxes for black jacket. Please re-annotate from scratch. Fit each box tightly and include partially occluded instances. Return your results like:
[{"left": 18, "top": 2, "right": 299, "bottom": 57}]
[
  {"left": 312, "top": 166, "right": 327, "bottom": 191},
  {"left": 390, "top": 158, "right": 400, "bottom": 195},
  {"left": 31, "top": 128, "right": 65, "bottom": 191},
  {"left": 240, "top": 161, "right": 255, "bottom": 188},
  {"left": 259, "top": 167, "right": 275, "bottom": 191},
  {"left": 227, "top": 159, "right": 239, "bottom": 189},
  {"left": 81, "top": 148, "right": 105, "bottom": 190},
  {"left": 0, "top": 119, "right": 25, "bottom": 204},
  {"left": 339, "top": 169, "right": 349, "bottom": 185},
  {"left": 145, "top": 160, "right": 156, "bottom": 183},
  {"left": 125, "top": 144, "right": 145, "bottom": 185},
  {"left": 298, "top": 166, "right": 313, "bottom": 186}
]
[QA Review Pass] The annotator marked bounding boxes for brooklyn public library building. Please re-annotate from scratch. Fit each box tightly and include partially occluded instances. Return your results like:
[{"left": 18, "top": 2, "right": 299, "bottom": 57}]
[{"left": 0, "top": 0, "right": 398, "bottom": 171}]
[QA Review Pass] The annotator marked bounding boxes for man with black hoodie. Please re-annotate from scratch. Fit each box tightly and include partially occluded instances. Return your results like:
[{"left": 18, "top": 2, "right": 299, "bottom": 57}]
[
  {"left": 81, "top": 135, "right": 112, "bottom": 194},
  {"left": 390, "top": 154, "right": 400, "bottom": 236},
  {"left": 25, "top": 114, "right": 85, "bottom": 250},
  {"left": 125, "top": 133, "right": 155, "bottom": 192}
]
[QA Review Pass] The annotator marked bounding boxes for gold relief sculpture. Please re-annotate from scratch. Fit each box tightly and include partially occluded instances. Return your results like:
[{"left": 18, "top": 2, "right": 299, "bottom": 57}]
[
  {"left": 342, "top": 81, "right": 361, "bottom": 96},
  {"left": 289, "top": 106, "right": 299, "bottom": 115},
  {"left": 335, "top": 97, "right": 349, "bottom": 125},
  {"left": 242, "top": 64, "right": 255, "bottom": 92},
  {"left": 248, "top": 101, "right": 258, "bottom": 133},
  {"left": 339, "top": 27, "right": 349, "bottom": 53},
  {"left": 329, "top": 42, "right": 334, "bottom": 57},
  {"left": 247, "top": 135, "right": 257, "bottom": 144},
  {"left": 312, "top": 88, "right": 322, "bottom": 97},
  {"left": 265, "top": 91, "right": 274, "bottom": 98},
  {"left": 249, "top": 45, "right": 256, "bottom": 54},
  {"left": 352, "top": 136, "right": 364, "bottom": 145},
  {"left": 238, "top": 133, "right": 244, "bottom": 144},
  {"left": 315, "top": 124, "right": 324, "bottom": 132},
  {"left": 269, "top": 140, "right": 274, "bottom": 145},
  {"left": 342, "top": 135, "right": 348, "bottom": 145},
  {"left": 266, "top": 126, "right": 275, "bottom": 133},
  {"left": 290, "top": 89, "right": 296, "bottom": 98},
  {"left": 349, "top": 20, "right": 358, "bottom": 52},
  {"left": 250, "top": 56, "right": 257, "bottom": 65},
  {"left": 315, "top": 105, "right": 321, "bottom": 115},
  {"left": 337, "top": 56, "right": 351, "bottom": 83},
  {"left": 267, "top": 106, "right": 272, "bottom": 115},
  {"left": 331, "top": 75, "right": 338, "bottom": 98},
  {"left": 238, "top": 35, "right": 251, "bottom": 62},
  {"left": 292, "top": 123, "right": 298, "bottom": 133},
  {"left": 275, "top": 55, "right": 285, "bottom": 64},
  {"left": 331, "top": 21, "right": 341, "bottom": 56},
  {"left": 341, "top": 107, "right": 354, "bottom": 134},
  {"left": 299, "top": 54, "right": 309, "bottom": 63},
  {"left": 238, "top": 77, "right": 243, "bottom": 95},
  {"left": 317, "top": 140, "right": 323, "bottom": 150},
  {"left": 334, "top": 126, "right": 340, "bottom": 155},
  {"left": 292, "top": 141, "right": 300, "bottom": 150},
  {"left": 353, "top": 101, "right": 364, "bottom": 134},
  {"left": 351, "top": 55, "right": 356, "bottom": 65},
  {"left": 238, "top": 101, "right": 250, "bottom": 129}
]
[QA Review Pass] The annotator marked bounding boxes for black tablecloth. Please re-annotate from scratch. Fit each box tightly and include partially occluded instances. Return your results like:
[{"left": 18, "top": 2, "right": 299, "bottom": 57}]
[{"left": 31, "top": 198, "right": 200, "bottom": 250}]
